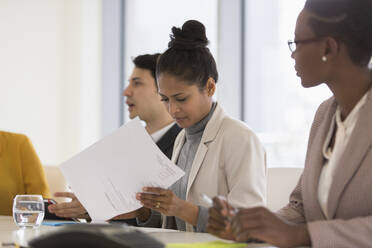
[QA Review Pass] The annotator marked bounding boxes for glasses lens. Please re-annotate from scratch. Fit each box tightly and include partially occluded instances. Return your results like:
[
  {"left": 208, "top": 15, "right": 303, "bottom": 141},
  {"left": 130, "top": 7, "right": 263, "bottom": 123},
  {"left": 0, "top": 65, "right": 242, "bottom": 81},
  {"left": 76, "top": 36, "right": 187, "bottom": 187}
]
[{"left": 288, "top": 41, "right": 296, "bottom": 52}]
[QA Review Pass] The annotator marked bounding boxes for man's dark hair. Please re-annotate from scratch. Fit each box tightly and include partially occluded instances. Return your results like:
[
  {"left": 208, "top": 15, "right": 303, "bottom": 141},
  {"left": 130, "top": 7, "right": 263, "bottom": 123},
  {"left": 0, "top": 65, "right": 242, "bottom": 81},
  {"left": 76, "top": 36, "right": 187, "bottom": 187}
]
[{"left": 132, "top": 53, "right": 161, "bottom": 87}]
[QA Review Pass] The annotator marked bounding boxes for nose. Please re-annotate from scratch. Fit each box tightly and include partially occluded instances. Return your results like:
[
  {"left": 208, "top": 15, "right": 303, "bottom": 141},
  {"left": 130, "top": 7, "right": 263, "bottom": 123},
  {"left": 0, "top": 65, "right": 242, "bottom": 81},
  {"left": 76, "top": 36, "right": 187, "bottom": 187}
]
[
  {"left": 168, "top": 101, "right": 180, "bottom": 116},
  {"left": 291, "top": 51, "right": 295, "bottom": 60},
  {"left": 123, "top": 84, "right": 132, "bottom": 97}
]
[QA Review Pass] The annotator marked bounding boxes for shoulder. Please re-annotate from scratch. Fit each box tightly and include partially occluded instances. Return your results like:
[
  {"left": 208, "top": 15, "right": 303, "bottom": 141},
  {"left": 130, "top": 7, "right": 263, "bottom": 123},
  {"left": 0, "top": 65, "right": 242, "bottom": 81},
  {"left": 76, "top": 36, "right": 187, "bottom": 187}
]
[
  {"left": 164, "top": 124, "right": 182, "bottom": 142},
  {"left": 220, "top": 115, "right": 260, "bottom": 141},
  {"left": 305, "top": 96, "right": 336, "bottom": 148},
  {"left": 166, "top": 123, "right": 182, "bottom": 137},
  {"left": 210, "top": 115, "right": 264, "bottom": 156},
  {"left": 215, "top": 115, "right": 265, "bottom": 172},
  {"left": 206, "top": 104, "right": 262, "bottom": 146},
  {"left": 157, "top": 124, "right": 182, "bottom": 159},
  {"left": 0, "top": 131, "right": 32, "bottom": 158},
  {"left": 0, "top": 130, "right": 29, "bottom": 145},
  {"left": 210, "top": 103, "right": 259, "bottom": 138},
  {"left": 315, "top": 96, "right": 335, "bottom": 118},
  {"left": 311, "top": 96, "right": 336, "bottom": 129}
]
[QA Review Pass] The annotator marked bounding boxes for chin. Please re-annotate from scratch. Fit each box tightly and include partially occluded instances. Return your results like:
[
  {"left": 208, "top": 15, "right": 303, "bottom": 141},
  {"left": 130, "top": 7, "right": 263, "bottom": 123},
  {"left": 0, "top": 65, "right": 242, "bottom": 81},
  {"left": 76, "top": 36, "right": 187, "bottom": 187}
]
[
  {"left": 301, "top": 81, "right": 314, "bottom": 88},
  {"left": 301, "top": 79, "right": 323, "bottom": 88},
  {"left": 175, "top": 120, "right": 191, "bottom": 129},
  {"left": 129, "top": 113, "right": 138, "bottom": 119},
  {"left": 176, "top": 123, "right": 189, "bottom": 129}
]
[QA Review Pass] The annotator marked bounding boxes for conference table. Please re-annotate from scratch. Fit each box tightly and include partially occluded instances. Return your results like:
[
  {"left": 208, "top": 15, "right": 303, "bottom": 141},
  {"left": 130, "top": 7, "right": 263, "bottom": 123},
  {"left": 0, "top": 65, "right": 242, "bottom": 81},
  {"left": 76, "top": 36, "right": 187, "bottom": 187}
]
[{"left": 0, "top": 216, "right": 275, "bottom": 247}]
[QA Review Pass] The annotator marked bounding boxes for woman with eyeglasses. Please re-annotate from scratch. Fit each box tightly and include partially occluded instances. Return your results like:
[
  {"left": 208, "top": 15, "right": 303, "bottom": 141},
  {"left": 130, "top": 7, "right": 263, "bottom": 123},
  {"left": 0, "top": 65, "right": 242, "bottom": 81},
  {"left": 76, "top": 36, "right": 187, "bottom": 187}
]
[{"left": 207, "top": 0, "right": 372, "bottom": 247}]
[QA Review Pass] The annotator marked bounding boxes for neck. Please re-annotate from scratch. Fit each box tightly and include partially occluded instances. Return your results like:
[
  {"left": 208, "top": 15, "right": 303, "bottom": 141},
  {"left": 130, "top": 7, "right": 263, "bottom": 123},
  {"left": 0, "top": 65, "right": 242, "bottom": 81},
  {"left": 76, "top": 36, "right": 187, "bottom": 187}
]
[
  {"left": 145, "top": 111, "right": 174, "bottom": 135},
  {"left": 326, "top": 66, "right": 372, "bottom": 120},
  {"left": 197, "top": 101, "right": 213, "bottom": 124}
]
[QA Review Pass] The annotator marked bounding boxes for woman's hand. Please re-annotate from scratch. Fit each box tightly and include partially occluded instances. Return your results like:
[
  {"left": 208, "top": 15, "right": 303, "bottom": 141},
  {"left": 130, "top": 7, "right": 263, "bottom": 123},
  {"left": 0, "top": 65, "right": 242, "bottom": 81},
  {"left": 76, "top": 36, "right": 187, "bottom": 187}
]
[
  {"left": 49, "top": 192, "right": 151, "bottom": 221},
  {"left": 231, "top": 206, "right": 311, "bottom": 247},
  {"left": 48, "top": 192, "right": 88, "bottom": 219},
  {"left": 206, "top": 196, "right": 236, "bottom": 240},
  {"left": 136, "top": 187, "right": 199, "bottom": 226}
]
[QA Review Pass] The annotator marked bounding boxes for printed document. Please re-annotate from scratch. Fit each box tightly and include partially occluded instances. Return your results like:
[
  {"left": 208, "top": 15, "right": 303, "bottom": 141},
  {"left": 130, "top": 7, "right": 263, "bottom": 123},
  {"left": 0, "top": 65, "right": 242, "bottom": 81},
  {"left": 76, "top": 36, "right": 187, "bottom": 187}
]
[{"left": 60, "top": 118, "right": 185, "bottom": 221}]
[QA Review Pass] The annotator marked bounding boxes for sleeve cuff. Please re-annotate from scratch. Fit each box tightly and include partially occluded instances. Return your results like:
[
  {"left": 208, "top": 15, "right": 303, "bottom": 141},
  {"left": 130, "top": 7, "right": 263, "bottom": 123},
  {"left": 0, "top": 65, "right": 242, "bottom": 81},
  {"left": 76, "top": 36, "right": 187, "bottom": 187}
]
[
  {"left": 194, "top": 205, "right": 209, "bottom": 232},
  {"left": 136, "top": 209, "right": 162, "bottom": 227}
]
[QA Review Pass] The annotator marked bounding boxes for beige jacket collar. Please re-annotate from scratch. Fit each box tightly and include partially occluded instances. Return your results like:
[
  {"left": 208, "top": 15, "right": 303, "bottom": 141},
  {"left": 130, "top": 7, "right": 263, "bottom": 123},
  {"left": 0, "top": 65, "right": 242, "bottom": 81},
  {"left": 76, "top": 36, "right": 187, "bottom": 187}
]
[
  {"left": 172, "top": 102, "right": 225, "bottom": 197},
  {"left": 327, "top": 89, "right": 372, "bottom": 219},
  {"left": 304, "top": 87, "right": 372, "bottom": 220}
]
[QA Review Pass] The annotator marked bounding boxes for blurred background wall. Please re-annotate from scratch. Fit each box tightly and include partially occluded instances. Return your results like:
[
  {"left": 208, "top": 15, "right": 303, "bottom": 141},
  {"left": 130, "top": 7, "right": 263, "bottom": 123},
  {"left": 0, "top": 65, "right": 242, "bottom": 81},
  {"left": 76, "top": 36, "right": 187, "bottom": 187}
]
[{"left": 0, "top": 0, "right": 332, "bottom": 167}]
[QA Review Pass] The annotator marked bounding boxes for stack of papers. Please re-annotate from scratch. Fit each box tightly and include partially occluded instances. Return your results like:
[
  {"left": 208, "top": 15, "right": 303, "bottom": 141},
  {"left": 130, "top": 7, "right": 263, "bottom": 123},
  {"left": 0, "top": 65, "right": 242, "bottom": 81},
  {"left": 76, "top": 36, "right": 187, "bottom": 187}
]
[{"left": 60, "top": 118, "right": 185, "bottom": 221}]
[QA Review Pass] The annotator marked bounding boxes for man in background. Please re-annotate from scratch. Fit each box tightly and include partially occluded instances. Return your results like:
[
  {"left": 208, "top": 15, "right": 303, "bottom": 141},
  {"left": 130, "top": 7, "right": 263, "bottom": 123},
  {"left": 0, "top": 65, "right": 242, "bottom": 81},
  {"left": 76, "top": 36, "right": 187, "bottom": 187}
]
[
  {"left": 124, "top": 53, "right": 181, "bottom": 159},
  {"left": 48, "top": 53, "right": 182, "bottom": 223}
]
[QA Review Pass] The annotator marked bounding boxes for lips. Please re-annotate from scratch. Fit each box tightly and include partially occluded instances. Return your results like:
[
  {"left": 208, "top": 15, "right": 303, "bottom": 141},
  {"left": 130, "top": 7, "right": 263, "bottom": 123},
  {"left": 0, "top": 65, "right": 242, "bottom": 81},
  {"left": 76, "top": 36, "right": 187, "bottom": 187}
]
[
  {"left": 294, "top": 65, "right": 300, "bottom": 76},
  {"left": 126, "top": 100, "right": 134, "bottom": 105},
  {"left": 174, "top": 117, "right": 186, "bottom": 122},
  {"left": 126, "top": 101, "right": 135, "bottom": 111}
]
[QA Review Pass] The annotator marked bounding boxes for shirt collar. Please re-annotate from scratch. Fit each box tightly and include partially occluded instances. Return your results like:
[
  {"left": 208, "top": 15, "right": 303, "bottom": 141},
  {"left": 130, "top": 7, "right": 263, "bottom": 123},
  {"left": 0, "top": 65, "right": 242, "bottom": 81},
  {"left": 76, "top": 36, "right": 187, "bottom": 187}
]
[
  {"left": 335, "top": 90, "right": 369, "bottom": 131},
  {"left": 151, "top": 122, "right": 175, "bottom": 143}
]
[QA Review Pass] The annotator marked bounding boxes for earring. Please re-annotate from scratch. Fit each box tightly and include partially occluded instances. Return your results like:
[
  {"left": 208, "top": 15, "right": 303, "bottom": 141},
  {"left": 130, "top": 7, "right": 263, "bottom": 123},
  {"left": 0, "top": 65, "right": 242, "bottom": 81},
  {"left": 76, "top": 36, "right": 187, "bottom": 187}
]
[{"left": 322, "top": 56, "right": 327, "bottom": 62}]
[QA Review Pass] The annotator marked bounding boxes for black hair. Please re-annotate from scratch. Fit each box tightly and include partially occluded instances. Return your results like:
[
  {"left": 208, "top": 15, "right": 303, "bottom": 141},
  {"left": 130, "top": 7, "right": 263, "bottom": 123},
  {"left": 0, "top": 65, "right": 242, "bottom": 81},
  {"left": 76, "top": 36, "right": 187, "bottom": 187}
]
[
  {"left": 132, "top": 53, "right": 161, "bottom": 86},
  {"left": 304, "top": 0, "right": 372, "bottom": 67},
  {"left": 156, "top": 20, "right": 218, "bottom": 90}
]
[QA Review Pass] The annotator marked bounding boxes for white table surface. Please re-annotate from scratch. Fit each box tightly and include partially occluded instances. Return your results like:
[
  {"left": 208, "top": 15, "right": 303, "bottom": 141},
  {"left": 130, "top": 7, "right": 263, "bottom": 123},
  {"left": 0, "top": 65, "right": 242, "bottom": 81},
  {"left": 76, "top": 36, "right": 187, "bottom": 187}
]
[{"left": 0, "top": 215, "right": 274, "bottom": 247}]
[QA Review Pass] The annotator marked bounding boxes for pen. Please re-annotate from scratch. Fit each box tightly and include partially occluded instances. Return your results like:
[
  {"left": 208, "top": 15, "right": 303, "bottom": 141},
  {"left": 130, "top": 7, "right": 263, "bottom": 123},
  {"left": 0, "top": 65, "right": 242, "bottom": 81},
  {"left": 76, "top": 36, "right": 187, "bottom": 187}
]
[
  {"left": 200, "top": 193, "right": 213, "bottom": 207},
  {"left": 201, "top": 194, "right": 238, "bottom": 221}
]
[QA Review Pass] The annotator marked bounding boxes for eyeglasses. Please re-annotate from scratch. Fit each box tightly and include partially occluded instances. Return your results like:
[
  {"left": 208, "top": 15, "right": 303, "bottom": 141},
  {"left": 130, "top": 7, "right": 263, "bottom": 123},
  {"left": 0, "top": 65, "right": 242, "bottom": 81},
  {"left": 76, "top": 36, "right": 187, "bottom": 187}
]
[{"left": 287, "top": 37, "right": 323, "bottom": 52}]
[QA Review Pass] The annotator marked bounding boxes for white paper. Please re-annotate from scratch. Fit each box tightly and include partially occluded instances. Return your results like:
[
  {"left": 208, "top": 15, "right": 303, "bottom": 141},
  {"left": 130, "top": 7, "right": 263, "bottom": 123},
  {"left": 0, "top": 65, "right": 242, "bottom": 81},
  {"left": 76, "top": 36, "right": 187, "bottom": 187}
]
[{"left": 60, "top": 118, "right": 185, "bottom": 221}]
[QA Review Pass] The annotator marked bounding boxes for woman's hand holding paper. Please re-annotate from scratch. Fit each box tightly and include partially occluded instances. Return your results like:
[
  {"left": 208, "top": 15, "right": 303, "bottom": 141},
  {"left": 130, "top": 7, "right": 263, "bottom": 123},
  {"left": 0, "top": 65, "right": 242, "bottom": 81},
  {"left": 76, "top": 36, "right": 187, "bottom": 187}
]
[{"left": 137, "top": 187, "right": 199, "bottom": 226}]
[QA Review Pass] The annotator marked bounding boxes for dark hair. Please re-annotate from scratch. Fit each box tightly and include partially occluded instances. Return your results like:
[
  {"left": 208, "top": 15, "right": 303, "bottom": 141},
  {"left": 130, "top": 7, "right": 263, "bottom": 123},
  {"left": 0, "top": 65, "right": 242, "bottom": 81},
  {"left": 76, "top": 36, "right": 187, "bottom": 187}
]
[
  {"left": 132, "top": 53, "right": 161, "bottom": 84},
  {"left": 304, "top": 0, "right": 372, "bottom": 67},
  {"left": 156, "top": 20, "right": 218, "bottom": 90}
]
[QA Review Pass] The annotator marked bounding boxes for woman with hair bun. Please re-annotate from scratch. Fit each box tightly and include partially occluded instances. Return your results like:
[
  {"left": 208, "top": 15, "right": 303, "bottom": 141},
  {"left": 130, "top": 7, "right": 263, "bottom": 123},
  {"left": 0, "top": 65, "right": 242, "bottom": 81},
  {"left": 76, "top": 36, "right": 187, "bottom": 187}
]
[
  {"left": 207, "top": 0, "right": 372, "bottom": 247},
  {"left": 135, "top": 20, "right": 267, "bottom": 232}
]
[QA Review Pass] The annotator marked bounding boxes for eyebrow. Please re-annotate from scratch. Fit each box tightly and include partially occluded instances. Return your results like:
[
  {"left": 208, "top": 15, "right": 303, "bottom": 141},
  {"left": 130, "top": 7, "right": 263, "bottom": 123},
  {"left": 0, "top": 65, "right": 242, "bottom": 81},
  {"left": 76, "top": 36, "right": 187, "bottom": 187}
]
[{"left": 159, "top": 93, "right": 184, "bottom": 98}]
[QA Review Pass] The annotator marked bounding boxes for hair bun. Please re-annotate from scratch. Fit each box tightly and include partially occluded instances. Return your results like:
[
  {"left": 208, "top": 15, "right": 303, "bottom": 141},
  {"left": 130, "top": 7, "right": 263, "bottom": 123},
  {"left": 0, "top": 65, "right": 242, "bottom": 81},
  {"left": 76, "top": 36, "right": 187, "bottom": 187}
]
[{"left": 168, "top": 20, "right": 209, "bottom": 50}]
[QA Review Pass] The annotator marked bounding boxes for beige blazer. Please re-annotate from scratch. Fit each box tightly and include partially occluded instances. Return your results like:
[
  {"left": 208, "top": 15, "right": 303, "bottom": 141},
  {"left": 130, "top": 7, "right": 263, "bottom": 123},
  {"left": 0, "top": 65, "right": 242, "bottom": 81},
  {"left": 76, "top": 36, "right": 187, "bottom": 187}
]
[
  {"left": 163, "top": 103, "right": 267, "bottom": 231},
  {"left": 277, "top": 87, "right": 372, "bottom": 247}
]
